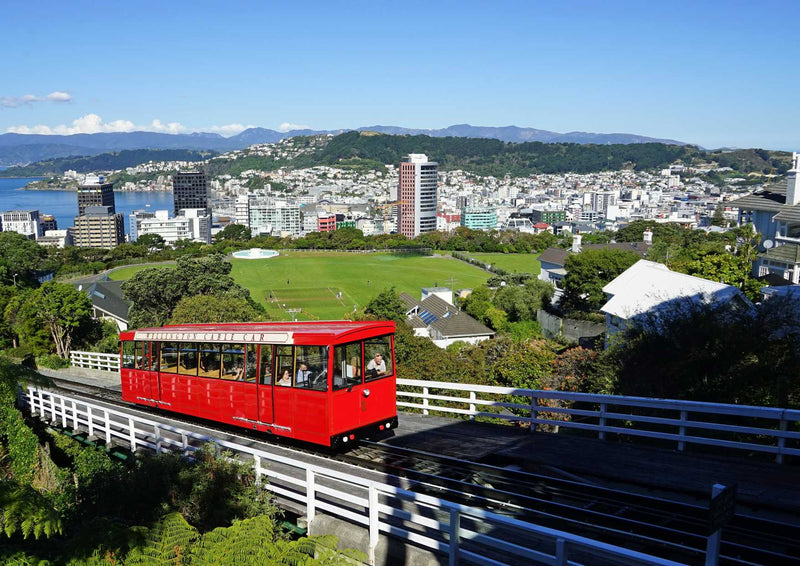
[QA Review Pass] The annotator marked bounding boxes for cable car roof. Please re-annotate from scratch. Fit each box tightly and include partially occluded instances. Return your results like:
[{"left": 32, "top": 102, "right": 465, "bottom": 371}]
[{"left": 121, "top": 320, "right": 395, "bottom": 345}]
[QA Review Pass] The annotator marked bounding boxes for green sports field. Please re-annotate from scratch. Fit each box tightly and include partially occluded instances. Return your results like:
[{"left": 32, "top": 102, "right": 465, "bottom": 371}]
[
  {"left": 461, "top": 252, "right": 541, "bottom": 275},
  {"left": 109, "top": 251, "right": 492, "bottom": 320}
]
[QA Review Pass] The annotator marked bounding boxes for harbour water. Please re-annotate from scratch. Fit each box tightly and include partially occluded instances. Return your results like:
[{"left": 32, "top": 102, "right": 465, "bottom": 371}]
[{"left": 0, "top": 177, "right": 174, "bottom": 235}]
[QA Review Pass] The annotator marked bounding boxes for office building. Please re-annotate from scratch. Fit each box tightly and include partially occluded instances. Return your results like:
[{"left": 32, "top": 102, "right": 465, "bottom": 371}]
[
  {"left": 78, "top": 175, "right": 115, "bottom": 215},
  {"left": 129, "top": 210, "right": 157, "bottom": 242},
  {"left": 38, "top": 229, "right": 74, "bottom": 248},
  {"left": 173, "top": 171, "right": 210, "bottom": 216},
  {"left": 73, "top": 206, "right": 125, "bottom": 248},
  {"left": 135, "top": 209, "right": 211, "bottom": 245},
  {"left": 398, "top": 154, "right": 438, "bottom": 238},
  {"left": 40, "top": 214, "right": 58, "bottom": 232},
  {"left": 0, "top": 210, "right": 42, "bottom": 239},
  {"left": 461, "top": 207, "right": 498, "bottom": 230}
]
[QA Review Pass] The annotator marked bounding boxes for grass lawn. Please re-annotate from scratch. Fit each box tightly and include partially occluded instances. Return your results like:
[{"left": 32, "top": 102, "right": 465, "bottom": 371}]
[
  {"left": 109, "top": 251, "right": 491, "bottom": 321},
  {"left": 461, "top": 252, "right": 541, "bottom": 275}
]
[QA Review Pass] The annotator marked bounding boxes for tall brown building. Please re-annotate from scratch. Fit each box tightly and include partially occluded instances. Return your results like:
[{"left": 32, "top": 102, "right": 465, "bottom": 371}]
[{"left": 73, "top": 206, "right": 124, "bottom": 248}]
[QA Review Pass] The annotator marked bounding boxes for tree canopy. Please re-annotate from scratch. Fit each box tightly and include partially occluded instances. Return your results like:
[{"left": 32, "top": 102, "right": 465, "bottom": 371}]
[
  {"left": 561, "top": 249, "right": 640, "bottom": 312},
  {"left": 122, "top": 255, "right": 261, "bottom": 328}
]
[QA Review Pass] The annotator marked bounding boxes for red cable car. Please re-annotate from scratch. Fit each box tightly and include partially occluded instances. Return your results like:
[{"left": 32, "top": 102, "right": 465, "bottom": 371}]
[{"left": 119, "top": 321, "right": 398, "bottom": 447}]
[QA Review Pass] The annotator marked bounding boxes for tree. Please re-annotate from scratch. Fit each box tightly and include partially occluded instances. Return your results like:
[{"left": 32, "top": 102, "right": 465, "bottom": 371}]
[
  {"left": 170, "top": 295, "right": 266, "bottom": 324},
  {"left": 0, "top": 232, "right": 47, "bottom": 287},
  {"left": 561, "top": 249, "right": 639, "bottom": 312},
  {"left": 363, "top": 287, "right": 406, "bottom": 323},
  {"left": 215, "top": 224, "right": 252, "bottom": 242},
  {"left": 28, "top": 282, "right": 95, "bottom": 358},
  {"left": 136, "top": 233, "right": 167, "bottom": 251},
  {"left": 123, "top": 254, "right": 257, "bottom": 328},
  {"left": 710, "top": 204, "right": 727, "bottom": 227}
]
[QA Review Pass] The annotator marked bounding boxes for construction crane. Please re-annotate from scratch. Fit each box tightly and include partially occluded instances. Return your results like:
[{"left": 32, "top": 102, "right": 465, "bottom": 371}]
[{"left": 374, "top": 200, "right": 408, "bottom": 220}]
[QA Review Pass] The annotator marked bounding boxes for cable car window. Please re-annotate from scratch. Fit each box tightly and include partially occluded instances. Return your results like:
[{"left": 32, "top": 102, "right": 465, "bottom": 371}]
[
  {"left": 160, "top": 342, "right": 179, "bottom": 374},
  {"left": 199, "top": 343, "right": 221, "bottom": 379},
  {"left": 275, "top": 346, "right": 294, "bottom": 387},
  {"left": 245, "top": 345, "right": 258, "bottom": 383},
  {"left": 178, "top": 343, "right": 198, "bottom": 376},
  {"left": 122, "top": 341, "right": 136, "bottom": 369},
  {"left": 136, "top": 341, "right": 151, "bottom": 370},
  {"left": 364, "top": 336, "right": 392, "bottom": 381},
  {"left": 259, "top": 345, "right": 273, "bottom": 385},
  {"left": 295, "top": 345, "right": 328, "bottom": 391},
  {"left": 150, "top": 342, "right": 159, "bottom": 371},
  {"left": 222, "top": 344, "right": 245, "bottom": 381},
  {"left": 333, "top": 342, "right": 362, "bottom": 390}
]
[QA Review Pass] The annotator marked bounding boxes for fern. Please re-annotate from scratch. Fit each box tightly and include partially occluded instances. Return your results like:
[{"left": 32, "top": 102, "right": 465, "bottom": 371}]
[
  {"left": 0, "top": 482, "right": 62, "bottom": 540},
  {"left": 124, "top": 512, "right": 198, "bottom": 566}
]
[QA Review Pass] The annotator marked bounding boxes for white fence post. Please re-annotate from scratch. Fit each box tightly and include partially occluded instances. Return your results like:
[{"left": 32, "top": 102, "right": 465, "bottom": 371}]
[
  {"left": 777, "top": 415, "right": 787, "bottom": 464},
  {"left": 128, "top": 417, "right": 137, "bottom": 452},
  {"left": 469, "top": 391, "right": 476, "bottom": 420},
  {"left": 448, "top": 508, "right": 460, "bottom": 566},
  {"left": 87, "top": 406, "right": 94, "bottom": 438},
  {"left": 422, "top": 386, "right": 429, "bottom": 416},
  {"left": 678, "top": 410, "right": 688, "bottom": 452},
  {"left": 368, "top": 485, "right": 379, "bottom": 565},
  {"left": 598, "top": 403, "right": 607, "bottom": 440},
  {"left": 104, "top": 409, "right": 111, "bottom": 444},
  {"left": 530, "top": 396, "right": 539, "bottom": 432},
  {"left": 555, "top": 537, "right": 568, "bottom": 566},
  {"left": 306, "top": 468, "right": 316, "bottom": 523}
]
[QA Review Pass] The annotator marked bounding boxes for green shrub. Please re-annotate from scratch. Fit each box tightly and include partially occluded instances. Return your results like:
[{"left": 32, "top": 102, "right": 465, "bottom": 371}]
[{"left": 36, "top": 354, "right": 70, "bottom": 369}]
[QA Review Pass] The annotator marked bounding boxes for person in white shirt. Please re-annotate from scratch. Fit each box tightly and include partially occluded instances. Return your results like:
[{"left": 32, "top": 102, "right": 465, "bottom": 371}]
[
  {"left": 366, "top": 352, "right": 386, "bottom": 377},
  {"left": 296, "top": 362, "right": 311, "bottom": 385}
]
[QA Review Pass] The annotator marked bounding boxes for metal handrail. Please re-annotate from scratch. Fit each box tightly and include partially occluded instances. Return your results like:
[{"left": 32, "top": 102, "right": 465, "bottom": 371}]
[
  {"left": 24, "top": 386, "right": 687, "bottom": 566},
  {"left": 69, "top": 350, "right": 800, "bottom": 463}
]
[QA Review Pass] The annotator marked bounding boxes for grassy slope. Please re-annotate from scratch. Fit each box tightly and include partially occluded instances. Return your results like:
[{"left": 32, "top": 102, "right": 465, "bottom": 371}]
[
  {"left": 461, "top": 252, "right": 541, "bottom": 275},
  {"left": 110, "top": 251, "right": 491, "bottom": 320}
]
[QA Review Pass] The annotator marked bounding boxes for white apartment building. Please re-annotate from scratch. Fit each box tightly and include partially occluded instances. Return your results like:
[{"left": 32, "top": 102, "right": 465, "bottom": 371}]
[
  {"left": 129, "top": 210, "right": 156, "bottom": 242},
  {"left": 249, "top": 200, "right": 301, "bottom": 236},
  {"left": 136, "top": 209, "right": 211, "bottom": 245},
  {"left": 1, "top": 210, "right": 42, "bottom": 239}
]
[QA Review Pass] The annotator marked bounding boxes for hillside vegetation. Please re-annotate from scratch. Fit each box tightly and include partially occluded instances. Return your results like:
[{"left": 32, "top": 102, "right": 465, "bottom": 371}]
[{"left": 0, "top": 149, "right": 217, "bottom": 177}]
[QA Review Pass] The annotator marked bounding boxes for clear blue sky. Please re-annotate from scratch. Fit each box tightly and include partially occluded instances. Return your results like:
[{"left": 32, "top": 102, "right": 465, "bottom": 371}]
[{"left": 2, "top": 0, "right": 798, "bottom": 150}]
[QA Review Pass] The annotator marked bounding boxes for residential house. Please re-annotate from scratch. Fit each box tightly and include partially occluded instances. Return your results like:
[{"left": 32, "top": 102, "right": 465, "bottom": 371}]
[
  {"left": 399, "top": 289, "right": 495, "bottom": 348},
  {"left": 600, "top": 260, "right": 752, "bottom": 343}
]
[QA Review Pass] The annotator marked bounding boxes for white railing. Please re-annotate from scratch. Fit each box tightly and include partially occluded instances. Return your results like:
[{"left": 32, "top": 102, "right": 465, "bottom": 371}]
[
  {"left": 24, "top": 386, "right": 686, "bottom": 566},
  {"left": 70, "top": 350, "right": 120, "bottom": 372},
  {"left": 68, "top": 351, "right": 800, "bottom": 463},
  {"left": 397, "top": 379, "right": 800, "bottom": 464}
]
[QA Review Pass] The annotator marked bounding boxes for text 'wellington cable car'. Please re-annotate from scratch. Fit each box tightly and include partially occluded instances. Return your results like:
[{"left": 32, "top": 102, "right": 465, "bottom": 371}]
[{"left": 119, "top": 321, "right": 398, "bottom": 447}]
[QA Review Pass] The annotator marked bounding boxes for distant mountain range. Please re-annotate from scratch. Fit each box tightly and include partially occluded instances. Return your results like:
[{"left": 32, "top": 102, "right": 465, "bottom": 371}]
[{"left": 0, "top": 124, "right": 690, "bottom": 166}]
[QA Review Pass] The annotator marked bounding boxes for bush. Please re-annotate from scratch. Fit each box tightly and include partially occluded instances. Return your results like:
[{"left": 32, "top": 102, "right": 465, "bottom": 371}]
[{"left": 36, "top": 354, "right": 71, "bottom": 369}]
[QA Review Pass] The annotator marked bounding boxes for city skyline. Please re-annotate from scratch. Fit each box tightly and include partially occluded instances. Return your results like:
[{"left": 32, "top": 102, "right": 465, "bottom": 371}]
[{"left": 2, "top": 0, "right": 799, "bottom": 150}]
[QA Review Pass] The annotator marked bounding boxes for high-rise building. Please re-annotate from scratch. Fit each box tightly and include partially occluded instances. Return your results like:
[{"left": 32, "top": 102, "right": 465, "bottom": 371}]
[
  {"left": 0, "top": 209, "right": 42, "bottom": 239},
  {"left": 73, "top": 206, "right": 125, "bottom": 248},
  {"left": 129, "top": 210, "right": 156, "bottom": 242},
  {"left": 40, "top": 214, "right": 58, "bottom": 232},
  {"left": 173, "top": 171, "right": 210, "bottom": 217},
  {"left": 398, "top": 154, "right": 438, "bottom": 239},
  {"left": 77, "top": 175, "right": 115, "bottom": 216}
]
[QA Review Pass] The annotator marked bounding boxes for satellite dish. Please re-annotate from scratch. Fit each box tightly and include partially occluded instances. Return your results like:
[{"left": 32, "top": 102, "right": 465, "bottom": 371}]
[{"left": 763, "top": 239, "right": 774, "bottom": 249}]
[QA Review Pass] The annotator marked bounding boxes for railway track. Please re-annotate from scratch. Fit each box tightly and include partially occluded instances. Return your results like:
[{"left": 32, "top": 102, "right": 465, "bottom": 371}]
[{"left": 30, "top": 379, "right": 800, "bottom": 565}]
